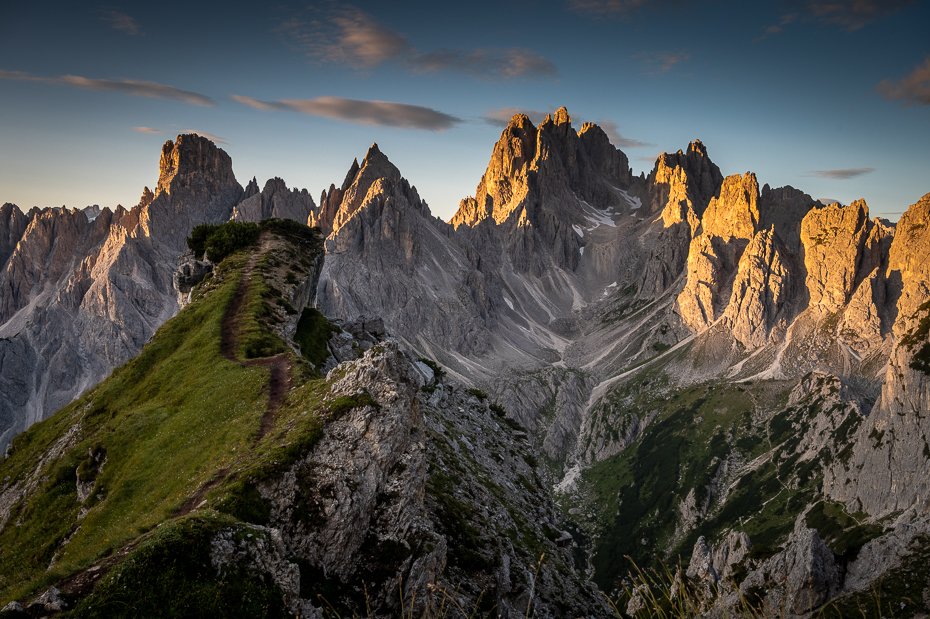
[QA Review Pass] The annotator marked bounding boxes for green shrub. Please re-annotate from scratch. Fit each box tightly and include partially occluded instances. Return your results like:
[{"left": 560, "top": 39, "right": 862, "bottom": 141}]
[
  {"left": 467, "top": 388, "right": 488, "bottom": 401},
  {"left": 294, "top": 308, "right": 340, "bottom": 369},
  {"left": 186, "top": 222, "right": 260, "bottom": 263}
]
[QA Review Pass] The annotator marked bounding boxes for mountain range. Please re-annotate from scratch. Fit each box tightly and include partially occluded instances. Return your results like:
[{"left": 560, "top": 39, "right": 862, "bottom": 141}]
[{"left": 1, "top": 108, "right": 929, "bottom": 616}]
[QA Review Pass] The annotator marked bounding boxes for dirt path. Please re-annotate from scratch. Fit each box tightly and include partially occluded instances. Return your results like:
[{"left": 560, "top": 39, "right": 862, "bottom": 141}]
[
  {"left": 176, "top": 240, "right": 291, "bottom": 517},
  {"left": 219, "top": 239, "right": 292, "bottom": 439}
]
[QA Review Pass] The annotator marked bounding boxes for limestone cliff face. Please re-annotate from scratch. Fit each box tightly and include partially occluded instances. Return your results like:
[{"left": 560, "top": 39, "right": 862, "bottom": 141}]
[
  {"left": 0, "top": 203, "right": 30, "bottom": 269},
  {"left": 886, "top": 193, "right": 930, "bottom": 336},
  {"left": 451, "top": 114, "right": 537, "bottom": 228},
  {"left": 825, "top": 194, "right": 930, "bottom": 517},
  {"left": 0, "top": 134, "right": 242, "bottom": 449},
  {"left": 231, "top": 177, "right": 316, "bottom": 224},
  {"left": 677, "top": 173, "right": 762, "bottom": 331},
  {"left": 800, "top": 200, "right": 870, "bottom": 313},
  {"left": 720, "top": 228, "right": 792, "bottom": 348},
  {"left": 637, "top": 142, "right": 724, "bottom": 298},
  {"left": 450, "top": 107, "right": 634, "bottom": 276}
]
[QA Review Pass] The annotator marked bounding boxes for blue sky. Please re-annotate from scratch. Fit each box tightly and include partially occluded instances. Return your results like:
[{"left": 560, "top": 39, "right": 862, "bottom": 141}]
[{"left": 1, "top": 0, "right": 928, "bottom": 221}]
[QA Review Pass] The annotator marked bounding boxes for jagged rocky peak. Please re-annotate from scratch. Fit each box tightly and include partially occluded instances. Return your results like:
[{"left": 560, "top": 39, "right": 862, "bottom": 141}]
[
  {"left": 240, "top": 176, "right": 260, "bottom": 202},
  {"left": 801, "top": 199, "right": 870, "bottom": 312},
  {"left": 721, "top": 226, "right": 792, "bottom": 348},
  {"left": 647, "top": 139, "right": 723, "bottom": 217},
  {"left": 138, "top": 186, "right": 155, "bottom": 209},
  {"left": 578, "top": 121, "right": 632, "bottom": 188},
  {"left": 886, "top": 192, "right": 929, "bottom": 334},
  {"left": 700, "top": 172, "right": 762, "bottom": 241},
  {"left": 452, "top": 106, "right": 635, "bottom": 231},
  {"left": 325, "top": 143, "right": 422, "bottom": 237},
  {"left": 451, "top": 112, "right": 538, "bottom": 228},
  {"left": 231, "top": 176, "right": 317, "bottom": 224},
  {"left": 0, "top": 203, "right": 30, "bottom": 268},
  {"left": 154, "top": 133, "right": 237, "bottom": 198}
]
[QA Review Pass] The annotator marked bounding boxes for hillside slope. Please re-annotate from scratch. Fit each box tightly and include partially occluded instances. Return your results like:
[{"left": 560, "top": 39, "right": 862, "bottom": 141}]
[{"left": 0, "top": 221, "right": 604, "bottom": 618}]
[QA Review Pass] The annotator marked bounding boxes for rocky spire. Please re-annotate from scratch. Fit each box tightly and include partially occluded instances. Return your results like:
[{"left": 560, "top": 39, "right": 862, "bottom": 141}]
[
  {"left": 0, "top": 203, "right": 30, "bottom": 269},
  {"left": 138, "top": 186, "right": 155, "bottom": 209},
  {"left": 231, "top": 177, "right": 317, "bottom": 224},
  {"left": 154, "top": 134, "right": 237, "bottom": 199}
]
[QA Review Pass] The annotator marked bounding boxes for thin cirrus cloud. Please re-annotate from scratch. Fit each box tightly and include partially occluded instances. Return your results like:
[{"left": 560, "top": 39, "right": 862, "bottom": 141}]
[
  {"left": 99, "top": 9, "right": 143, "bottom": 35},
  {"left": 631, "top": 51, "right": 690, "bottom": 74},
  {"left": 596, "top": 120, "right": 652, "bottom": 149},
  {"left": 876, "top": 57, "right": 930, "bottom": 106},
  {"left": 765, "top": 0, "right": 920, "bottom": 35},
  {"left": 805, "top": 168, "right": 875, "bottom": 180},
  {"left": 132, "top": 127, "right": 228, "bottom": 144},
  {"left": 231, "top": 95, "right": 462, "bottom": 131},
  {"left": 0, "top": 69, "right": 215, "bottom": 107},
  {"left": 277, "top": 7, "right": 557, "bottom": 80},
  {"left": 566, "top": 0, "right": 660, "bottom": 16},
  {"left": 481, "top": 106, "right": 553, "bottom": 126}
]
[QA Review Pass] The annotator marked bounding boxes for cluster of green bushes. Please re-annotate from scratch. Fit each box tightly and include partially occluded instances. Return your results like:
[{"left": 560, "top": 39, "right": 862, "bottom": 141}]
[
  {"left": 188, "top": 221, "right": 260, "bottom": 263},
  {"left": 187, "top": 219, "right": 322, "bottom": 264}
]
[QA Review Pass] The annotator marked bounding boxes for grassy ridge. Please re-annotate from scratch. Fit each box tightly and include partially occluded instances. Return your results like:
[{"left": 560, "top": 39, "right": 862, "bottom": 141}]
[{"left": 0, "top": 252, "right": 271, "bottom": 601}]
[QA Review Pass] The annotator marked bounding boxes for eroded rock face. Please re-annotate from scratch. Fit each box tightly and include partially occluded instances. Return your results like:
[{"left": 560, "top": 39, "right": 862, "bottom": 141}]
[
  {"left": 801, "top": 200, "right": 870, "bottom": 313},
  {"left": 231, "top": 177, "right": 316, "bottom": 224},
  {"left": 253, "top": 342, "right": 608, "bottom": 618},
  {"left": 0, "top": 203, "right": 29, "bottom": 268},
  {"left": 823, "top": 194, "right": 930, "bottom": 518},
  {"left": 721, "top": 228, "right": 791, "bottom": 348},
  {"left": 739, "top": 515, "right": 841, "bottom": 615},
  {"left": 0, "top": 134, "right": 242, "bottom": 449}
]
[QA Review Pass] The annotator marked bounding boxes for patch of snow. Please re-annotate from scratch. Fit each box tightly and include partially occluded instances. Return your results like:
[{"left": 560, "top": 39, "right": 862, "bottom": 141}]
[
  {"left": 504, "top": 297, "right": 514, "bottom": 310},
  {"left": 572, "top": 224, "right": 584, "bottom": 237},
  {"left": 579, "top": 246, "right": 584, "bottom": 256},
  {"left": 616, "top": 188, "right": 642, "bottom": 210},
  {"left": 608, "top": 281, "right": 617, "bottom": 288}
]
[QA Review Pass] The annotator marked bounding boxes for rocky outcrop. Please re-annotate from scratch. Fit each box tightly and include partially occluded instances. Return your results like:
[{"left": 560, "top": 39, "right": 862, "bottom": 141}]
[
  {"left": 739, "top": 514, "right": 841, "bottom": 615},
  {"left": 0, "top": 134, "right": 242, "bottom": 449},
  {"left": 677, "top": 172, "right": 762, "bottom": 331},
  {"left": 231, "top": 177, "right": 316, "bottom": 224},
  {"left": 686, "top": 531, "right": 751, "bottom": 585},
  {"left": 313, "top": 157, "right": 360, "bottom": 236},
  {"left": 172, "top": 251, "right": 214, "bottom": 307},
  {"left": 801, "top": 200, "right": 870, "bottom": 313},
  {"left": 250, "top": 341, "right": 608, "bottom": 617},
  {"left": 822, "top": 195, "right": 930, "bottom": 518},
  {"left": 721, "top": 228, "right": 791, "bottom": 348},
  {"left": 0, "top": 203, "right": 30, "bottom": 268}
]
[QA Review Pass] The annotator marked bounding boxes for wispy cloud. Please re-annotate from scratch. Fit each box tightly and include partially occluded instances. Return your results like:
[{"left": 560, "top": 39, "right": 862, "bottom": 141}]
[
  {"left": 766, "top": 0, "right": 918, "bottom": 34},
  {"left": 0, "top": 69, "right": 215, "bottom": 107},
  {"left": 481, "top": 106, "right": 553, "bottom": 127},
  {"left": 632, "top": 51, "right": 690, "bottom": 74},
  {"left": 802, "top": 0, "right": 919, "bottom": 31},
  {"left": 876, "top": 57, "right": 930, "bottom": 106},
  {"left": 232, "top": 95, "right": 461, "bottom": 131},
  {"left": 131, "top": 126, "right": 228, "bottom": 144},
  {"left": 805, "top": 167, "right": 875, "bottom": 179},
  {"left": 410, "top": 48, "right": 557, "bottom": 80},
  {"left": 99, "top": 9, "right": 142, "bottom": 35},
  {"left": 278, "top": 6, "right": 557, "bottom": 80},
  {"left": 596, "top": 119, "right": 652, "bottom": 148},
  {"left": 567, "top": 0, "right": 657, "bottom": 16}
]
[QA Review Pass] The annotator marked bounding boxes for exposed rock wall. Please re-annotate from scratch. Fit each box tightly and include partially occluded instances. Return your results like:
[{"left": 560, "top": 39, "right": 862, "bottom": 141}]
[
  {"left": 0, "top": 134, "right": 242, "bottom": 449},
  {"left": 231, "top": 177, "right": 316, "bottom": 224}
]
